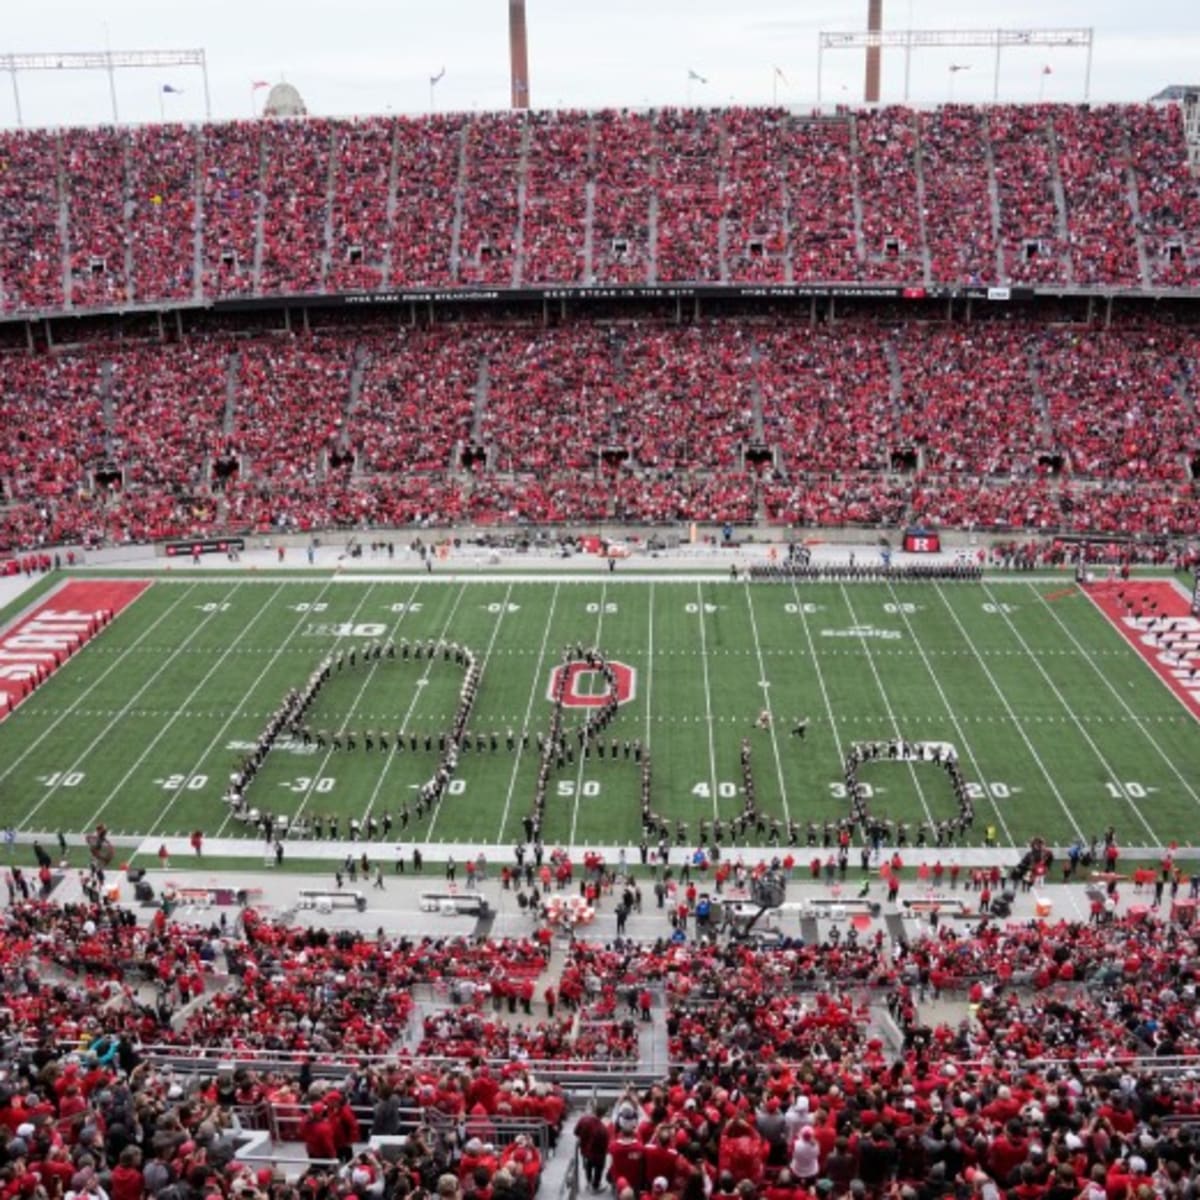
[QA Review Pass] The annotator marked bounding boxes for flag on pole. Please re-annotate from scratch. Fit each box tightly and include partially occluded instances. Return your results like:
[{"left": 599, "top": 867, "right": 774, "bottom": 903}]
[
  {"left": 161, "top": 84, "right": 184, "bottom": 94},
  {"left": 687, "top": 69, "right": 708, "bottom": 84},
  {"left": 1042, "top": 65, "right": 1053, "bottom": 75},
  {"left": 251, "top": 80, "right": 270, "bottom": 90},
  {"left": 774, "top": 66, "right": 788, "bottom": 84},
  {"left": 430, "top": 66, "right": 446, "bottom": 86}
]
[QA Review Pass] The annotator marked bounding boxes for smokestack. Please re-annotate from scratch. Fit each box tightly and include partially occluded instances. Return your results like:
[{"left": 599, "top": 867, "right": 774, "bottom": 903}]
[
  {"left": 865, "top": 0, "right": 882, "bottom": 103},
  {"left": 510, "top": 0, "right": 530, "bottom": 109}
]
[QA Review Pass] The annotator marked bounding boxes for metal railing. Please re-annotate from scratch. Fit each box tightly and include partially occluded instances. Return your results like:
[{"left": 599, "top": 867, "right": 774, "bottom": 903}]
[{"left": 114, "top": 1041, "right": 650, "bottom": 1086}]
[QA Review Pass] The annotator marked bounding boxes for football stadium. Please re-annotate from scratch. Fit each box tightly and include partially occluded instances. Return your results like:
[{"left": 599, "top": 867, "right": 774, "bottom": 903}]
[{"left": 1, "top": 4, "right": 1200, "bottom": 1200}]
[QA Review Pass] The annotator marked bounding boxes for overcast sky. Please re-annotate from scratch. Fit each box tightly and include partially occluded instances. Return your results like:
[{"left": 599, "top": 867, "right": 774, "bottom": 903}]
[{"left": 1, "top": 0, "right": 1197, "bottom": 128}]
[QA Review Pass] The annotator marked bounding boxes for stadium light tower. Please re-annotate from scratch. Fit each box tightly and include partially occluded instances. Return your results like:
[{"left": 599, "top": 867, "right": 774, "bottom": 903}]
[
  {"left": 509, "top": 0, "right": 530, "bottom": 109},
  {"left": 864, "top": 0, "right": 882, "bottom": 103}
]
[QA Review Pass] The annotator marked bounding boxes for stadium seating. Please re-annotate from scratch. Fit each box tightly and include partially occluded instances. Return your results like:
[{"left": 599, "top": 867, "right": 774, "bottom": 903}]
[
  {"left": 62, "top": 128, "right": 130, "bottom": 309},
  {"left": 855, "top": 108, "right": 924, "bottom": 283},
  {"left": 325, "top": 118, "right": 393, "bottom": 293},
  {"left": 259, "top": 119, "right": 333, "bottom": 295},
  {"left": 1126, "top": 103, "right": 1200, "bottom": 287},
  {"left": 2, "top": 318, "right": 1200, "bottom": 549},
  {"left": 0, "top": 102, "right": 1197, "bottom": 311},
  {"left": 522, "top": 111, "right": 591, "bottom": 285},
  {"left": 200, "top": 121, "right": 262, "bottom": 296},
  {"left": 591, "top": 108, "right": 656, "bottom": 285},
  {"left": 917, "top": 106, "right": 998, "bottom": 285},
  {"left": 0, "top": 129, "right": 64, "bottom": 312},
  {"left": 128, "top": 123, "right": 199, "bottom": 302}
]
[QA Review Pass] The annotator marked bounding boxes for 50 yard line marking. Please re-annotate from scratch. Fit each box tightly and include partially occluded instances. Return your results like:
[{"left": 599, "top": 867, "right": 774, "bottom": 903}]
[
  {"left": 147, "top": 577, "right": 346, "bottom": 839},
  {"left": 645, "top": 581, "right": 654, "bottom": 749},
  {"left": 839, "top": 584, "right": 935, "bottom": 829},
  {"left": 979, "top": 581, "right": 1160, "bottom": 845},
  {"left": 884, "top": 580, "right": 1015, "bottom": 847},
  {"left": 694, "top": 581, "right": 719, "bottom": 821},
  {"left": 0, "top": 583, "right": 197, "bottom": 800},
  {"left": 933, "top": 584, "right": 1084, "bottom": 840},
  {"left": 743, "top": 585, "right": 790, "bottom": 826},
  {"left": 569, "top": 581, "right": 610, "bottom": 844},
  {"left": 1063, "top": 584, "right": 1200, "bottom": 811},
  {"left": 496, "top": 582, "right": 561, "bottom": 844}
]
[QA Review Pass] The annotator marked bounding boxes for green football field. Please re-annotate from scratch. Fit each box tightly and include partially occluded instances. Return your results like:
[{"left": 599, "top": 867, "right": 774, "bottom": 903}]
[{"left": 2, "top": 574, "right": 1198, "bottom": 854}]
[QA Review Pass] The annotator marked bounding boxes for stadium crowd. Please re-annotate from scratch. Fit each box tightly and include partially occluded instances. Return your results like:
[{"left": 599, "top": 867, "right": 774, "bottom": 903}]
[
  {"left": 4, "top": 102, "right": 1197, "bottom": 311},
  {"left": 7, "top": 874, "right": 1200, "bottom": 1200},
  {"left": 1, "top": 317, "right": 1197, "bottom": 550}
]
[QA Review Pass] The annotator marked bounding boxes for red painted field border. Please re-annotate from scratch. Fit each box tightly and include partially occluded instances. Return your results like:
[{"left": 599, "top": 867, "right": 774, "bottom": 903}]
[{"left": 0, "top": 580, "right": 150, "bottom": 719}]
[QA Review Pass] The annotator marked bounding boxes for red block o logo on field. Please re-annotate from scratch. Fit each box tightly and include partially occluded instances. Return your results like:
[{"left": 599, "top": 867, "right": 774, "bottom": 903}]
[{"left": 547, "top": 661, "right": 637, "bottom": 708}]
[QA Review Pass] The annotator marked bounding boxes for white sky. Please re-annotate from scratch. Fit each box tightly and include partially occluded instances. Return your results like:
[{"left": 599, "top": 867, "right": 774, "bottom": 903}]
[{"left": 1, "top": 0, "right": 1197, "bottom": 128}]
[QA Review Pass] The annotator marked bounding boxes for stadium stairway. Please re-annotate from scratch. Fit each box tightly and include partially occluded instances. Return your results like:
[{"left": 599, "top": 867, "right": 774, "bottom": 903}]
[
  {"left": 981, "top": 113, "right": 1006, "bottom": 281},
  {"left": 1120, "top": 119, "right": 1155, "bottom": 289},
  {"left": 510, "top": 122, "right": 532, "bottom": 288},
  {"left": 448, "top": 126, "right": 470, "bottom": 281},
  {"left": 380, "top": 122, "right": 402, "bottom": 289},
  {"left": 1044, "top": 115, "right": 1077, "bottom": 286},
  {"left": 910, "top": 114, "right": 935, "bottom": 287}
]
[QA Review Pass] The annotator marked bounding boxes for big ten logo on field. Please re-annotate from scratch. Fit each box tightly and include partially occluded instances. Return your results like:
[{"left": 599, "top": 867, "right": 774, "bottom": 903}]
[{"left": 546, "top": 661, "right": 637, "bottom": 708}]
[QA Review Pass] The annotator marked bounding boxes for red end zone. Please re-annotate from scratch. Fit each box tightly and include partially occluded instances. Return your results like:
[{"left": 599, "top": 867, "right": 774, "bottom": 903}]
[
  {"left": 1086, "top": 581, "right": 1200, "bottom": 721},
  {"left": 0, "top": 580, "right": 150, "bottom": 719}
]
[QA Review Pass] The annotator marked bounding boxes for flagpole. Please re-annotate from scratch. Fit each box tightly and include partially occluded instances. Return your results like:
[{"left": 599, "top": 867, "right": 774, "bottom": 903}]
[
  {"left": 158, "top": 87, "right": 165, "bottom": 123},
  {"left": 773, "top": 70, "right": 777, "bottom": 105}
]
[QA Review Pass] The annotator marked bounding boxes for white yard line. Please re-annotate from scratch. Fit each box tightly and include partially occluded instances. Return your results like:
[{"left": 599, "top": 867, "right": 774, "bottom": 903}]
[
  {"left": 148, "top": 578, "right": 346, "bottom": 838},
  {"left": 932, "top": 584, "right": 1085, "bottom": 841},
  {"left": 979, "top": 581, "right": 1160, "bottom": 845},
  {"left": 694, "top": 581, "right": 720, "bottom": 821},
  {"left": 838, "top": 584, "right": 935, "bottom": 828},
  {"left": 786, "top": 582, "right": 846, "bottom": 771},
  {"left": 1035, "top": 583, "right": 1200, "bottom": 813},
  {"left": 424, "top": 584, "right": 511, "bottom": 841},
  {"left": 1, "top": 583, "right": 197, "bottom": 795},
  {"left": 19, "top": 583, "right": 237, "bottom": 833},
  {"left": 743, "top": 584, "right": 791, "bottom": 826},
  {"left": 79, "top": 585, "right": 274, "bottom": 833},
  {"left": 496, "top": 582, "right": 562, "bottom": 844},
  {"left": 569, "top": 582, "right": 609, "bottom": 844},
  {"left": 284, "top": 582, "right": 416, "bottom": 835},
  {"left": 884, "top": 581, "right": 1016, "bottom": 847},
  {"left": 644, "top": 581, "right": 655, "bottom": 749}
]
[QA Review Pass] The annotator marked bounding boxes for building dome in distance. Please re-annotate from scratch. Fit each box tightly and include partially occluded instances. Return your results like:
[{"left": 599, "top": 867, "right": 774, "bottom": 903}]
[{"left": 263, "top": 81, "right": 306, "bottom": 118}]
